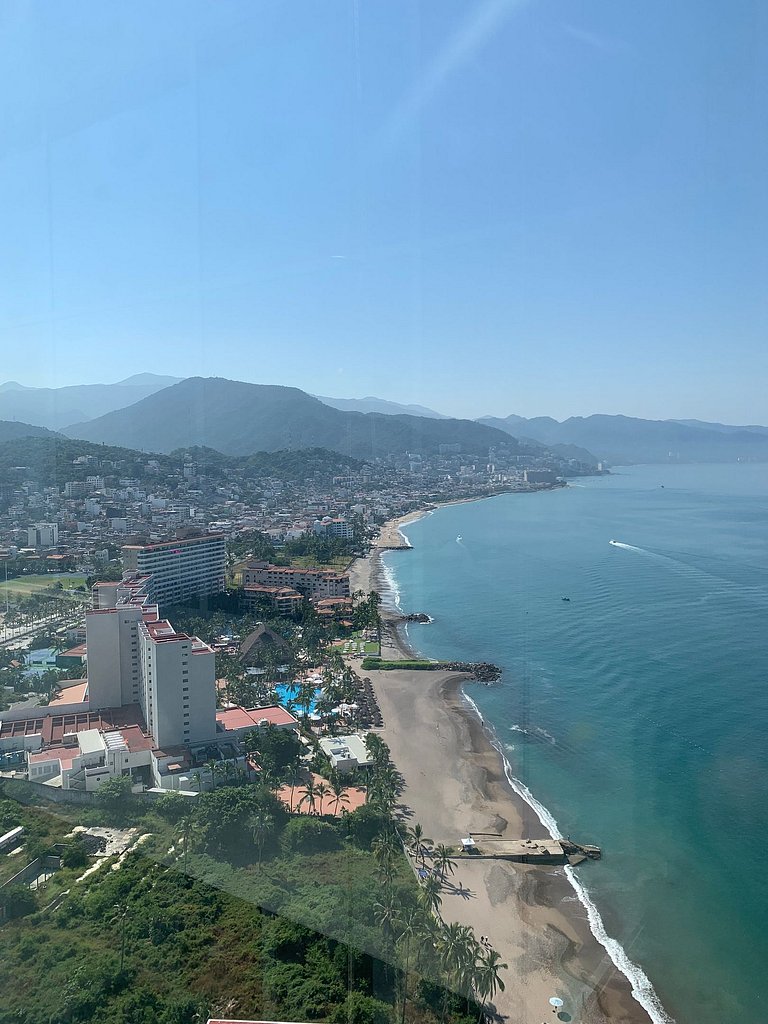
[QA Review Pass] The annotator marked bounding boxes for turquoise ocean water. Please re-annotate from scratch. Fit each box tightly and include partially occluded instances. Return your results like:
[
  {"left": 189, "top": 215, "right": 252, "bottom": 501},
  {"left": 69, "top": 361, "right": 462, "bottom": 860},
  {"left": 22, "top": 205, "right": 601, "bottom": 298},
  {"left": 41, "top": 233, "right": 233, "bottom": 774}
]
[{"left": 382, "top": 464, "right": 768, "bottom": 1024}]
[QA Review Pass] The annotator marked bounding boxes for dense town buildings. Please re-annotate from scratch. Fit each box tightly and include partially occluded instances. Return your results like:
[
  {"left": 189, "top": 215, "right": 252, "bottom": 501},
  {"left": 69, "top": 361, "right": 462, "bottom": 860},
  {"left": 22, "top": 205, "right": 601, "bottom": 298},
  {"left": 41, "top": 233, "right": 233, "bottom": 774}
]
[{"left": 0, "top": 436, "right": 593, "bottom": 583}]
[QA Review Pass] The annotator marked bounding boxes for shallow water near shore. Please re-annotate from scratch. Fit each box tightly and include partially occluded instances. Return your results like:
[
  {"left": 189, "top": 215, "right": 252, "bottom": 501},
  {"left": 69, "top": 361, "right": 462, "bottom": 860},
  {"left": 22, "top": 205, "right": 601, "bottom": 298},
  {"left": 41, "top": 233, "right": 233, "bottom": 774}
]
[{"left": 382, "top": 464, "right": 768, "bottom": 1024}]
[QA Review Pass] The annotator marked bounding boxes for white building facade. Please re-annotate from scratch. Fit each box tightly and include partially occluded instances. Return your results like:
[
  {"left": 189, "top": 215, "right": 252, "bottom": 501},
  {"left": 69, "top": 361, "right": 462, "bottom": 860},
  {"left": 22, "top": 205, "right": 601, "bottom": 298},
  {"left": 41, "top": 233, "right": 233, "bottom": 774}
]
[
  {"left": 86, "top": 574, "right": 216, "bottom": 749},
  {"left": 121, "top": 533, "right": 226, "bottom": 607}
]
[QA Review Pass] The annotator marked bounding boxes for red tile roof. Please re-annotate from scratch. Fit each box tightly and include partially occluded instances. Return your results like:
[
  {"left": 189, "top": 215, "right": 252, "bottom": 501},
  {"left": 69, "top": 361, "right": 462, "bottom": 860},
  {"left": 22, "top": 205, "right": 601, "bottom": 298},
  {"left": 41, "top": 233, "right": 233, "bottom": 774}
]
[
  {"left": 47, "top": 681, "right": 89, "bottom": 707},
  {"left": 216, "top": 705, "right": 298, "bottom": 732}
]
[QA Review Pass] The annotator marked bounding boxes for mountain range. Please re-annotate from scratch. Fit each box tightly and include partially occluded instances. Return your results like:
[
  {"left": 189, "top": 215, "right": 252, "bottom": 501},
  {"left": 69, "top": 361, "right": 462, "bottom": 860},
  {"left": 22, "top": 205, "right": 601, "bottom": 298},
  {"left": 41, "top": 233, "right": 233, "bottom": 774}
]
[
  {"left": 1, "top": 373, "right": 766, "bottom": 464},
  {"left": 62, "top": 377, "right": 521, "bottom": 459},
  {"left": 479, "top": 414, "right": 768, "bottom": 464},
  {"left": 0, "top": 374, "right": 182, "bottom": 430}
]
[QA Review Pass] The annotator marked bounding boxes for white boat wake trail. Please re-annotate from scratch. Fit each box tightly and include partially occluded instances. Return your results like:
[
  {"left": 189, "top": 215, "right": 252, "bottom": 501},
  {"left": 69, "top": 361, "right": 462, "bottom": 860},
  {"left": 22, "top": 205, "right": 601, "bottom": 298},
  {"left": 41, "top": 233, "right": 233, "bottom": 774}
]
[{"left": 609, "top": 540, "right": 648, "bottom": 553}]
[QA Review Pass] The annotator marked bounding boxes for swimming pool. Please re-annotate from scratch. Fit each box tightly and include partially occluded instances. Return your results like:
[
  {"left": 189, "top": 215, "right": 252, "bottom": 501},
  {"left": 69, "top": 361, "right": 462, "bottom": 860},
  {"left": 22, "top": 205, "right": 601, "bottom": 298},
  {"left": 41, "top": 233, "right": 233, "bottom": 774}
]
[{"left": 274, "top": 682, "right": 320, "bottom": 715}]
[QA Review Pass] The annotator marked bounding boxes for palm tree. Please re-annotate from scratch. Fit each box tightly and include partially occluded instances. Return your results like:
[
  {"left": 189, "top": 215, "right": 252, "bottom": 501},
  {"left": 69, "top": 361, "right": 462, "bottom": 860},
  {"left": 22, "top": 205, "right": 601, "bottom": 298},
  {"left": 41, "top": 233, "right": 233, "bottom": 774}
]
[
  {"left": 397, "top": 907, "right": 421, "bottom": 1024},
  {"left": 288, "top": 758, "right": 303, "bottom": 812},
  {"left": 433, "top": 844, "right": 457, "bottom": 884},
  {"left": 192, "top": 770, "right": 203, "bottom": 794},
  {"left": 298, "top": 681, "right": 315, "bottom": 720},
  {"left": 373, "top": 892, "right": 399, "bottom": 943},
  {"left": 259, "top": 767, "right": 278, "bottom": 797},
  {"left": 330, "top": 777, "right": 350, "bottom": 816},
  {"left": 437, "top": 922, "right": 479, "bottom": 1018},
  {"left": 407, "top": 823, "right": 432, "bottom": 868},
  {"left": 111, "top": 904, "right": 129, "bottom": 973},
  {"left": 314, "top": 780, "right": 330, "bottom": 816},
  {"left": 298, "top": 775, "right": 317, "bottom": 815},
  {"left": 204, "top": 758, "right": 219, "bottom": 790},
  {"left": 372, "top": 831, "right": 399, "bottom": 876},
  {"left": 474, "top": 947, "right": 507, "bottom": 1022},
  {"left": 175, "top": 814, "right": 195, "bottom": 875},
  {"left": 419, "top": 875, "right": 443, "bottom": 917},
  {"left": 249, "top": 811, "right": 275, "bottom": 871}
]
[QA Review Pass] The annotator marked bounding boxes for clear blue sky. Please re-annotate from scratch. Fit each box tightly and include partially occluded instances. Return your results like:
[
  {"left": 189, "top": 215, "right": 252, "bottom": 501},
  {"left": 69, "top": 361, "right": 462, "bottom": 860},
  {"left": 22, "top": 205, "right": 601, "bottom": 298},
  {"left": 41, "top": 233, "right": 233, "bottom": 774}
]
[{"left": 1, "top": 0, "right": 766, "bottom": 421}]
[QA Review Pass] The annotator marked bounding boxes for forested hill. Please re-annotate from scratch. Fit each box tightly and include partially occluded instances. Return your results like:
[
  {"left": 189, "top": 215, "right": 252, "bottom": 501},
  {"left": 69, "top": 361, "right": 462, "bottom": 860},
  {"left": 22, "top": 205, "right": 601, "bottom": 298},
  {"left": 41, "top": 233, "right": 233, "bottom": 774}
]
[
  {"left": 64, "top": 377, "right": 519, "bottom": 458},
  {"left": 0, "top": 420, "right": 59, "bottom": 443},
  {"left": 0, "top": 436, "right": 361, "bottom": 489}
]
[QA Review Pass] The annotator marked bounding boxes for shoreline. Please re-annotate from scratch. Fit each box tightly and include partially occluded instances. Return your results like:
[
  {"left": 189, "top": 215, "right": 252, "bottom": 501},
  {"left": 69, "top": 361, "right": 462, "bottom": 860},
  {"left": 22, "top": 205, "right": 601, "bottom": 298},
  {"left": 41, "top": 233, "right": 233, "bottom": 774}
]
[{"left": 349, "top": 507, "right": 667, "bottom": 1024}]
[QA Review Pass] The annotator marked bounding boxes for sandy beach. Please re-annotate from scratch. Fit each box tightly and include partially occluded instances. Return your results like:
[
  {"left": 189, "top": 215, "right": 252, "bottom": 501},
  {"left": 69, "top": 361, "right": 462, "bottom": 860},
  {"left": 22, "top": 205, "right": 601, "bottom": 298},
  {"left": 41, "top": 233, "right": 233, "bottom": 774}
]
[{"left": 348, "top": 517, "right": 656, "bottom": 1024}]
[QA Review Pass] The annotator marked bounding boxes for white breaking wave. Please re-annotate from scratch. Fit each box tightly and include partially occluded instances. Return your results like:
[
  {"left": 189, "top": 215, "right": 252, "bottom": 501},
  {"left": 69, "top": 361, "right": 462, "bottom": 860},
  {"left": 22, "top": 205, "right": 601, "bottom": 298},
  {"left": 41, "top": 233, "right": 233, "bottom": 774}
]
[
  {"left": 379, "top": 557, "right": 402, "bottom": 612},
  {"left": 461, "top": 690, "right": 675, "bottom": 1024},
  {"left": 509, "top": 723, "right": 556, "bottom": 745},
  {"left": 398, "top": 508, "right": 435, "bottom": 549}
]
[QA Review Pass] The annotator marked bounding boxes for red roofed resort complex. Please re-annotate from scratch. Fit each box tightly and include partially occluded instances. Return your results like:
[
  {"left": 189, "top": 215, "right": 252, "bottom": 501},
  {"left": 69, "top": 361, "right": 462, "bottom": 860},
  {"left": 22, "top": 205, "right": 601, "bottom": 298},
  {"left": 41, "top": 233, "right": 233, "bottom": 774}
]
[{"left": 0, "top": 572, "right": 297, "bottom": 793}]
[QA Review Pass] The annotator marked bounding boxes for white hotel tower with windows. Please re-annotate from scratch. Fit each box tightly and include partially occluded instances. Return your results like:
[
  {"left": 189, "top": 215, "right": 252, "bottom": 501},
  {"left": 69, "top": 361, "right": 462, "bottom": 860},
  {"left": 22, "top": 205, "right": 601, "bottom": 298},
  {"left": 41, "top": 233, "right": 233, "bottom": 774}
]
[
  {"left": 87, "top": 576, "right": 216, "bottom": 749},
  {"left": 121, "top": 533, "right": 226, "bottom": 607}
]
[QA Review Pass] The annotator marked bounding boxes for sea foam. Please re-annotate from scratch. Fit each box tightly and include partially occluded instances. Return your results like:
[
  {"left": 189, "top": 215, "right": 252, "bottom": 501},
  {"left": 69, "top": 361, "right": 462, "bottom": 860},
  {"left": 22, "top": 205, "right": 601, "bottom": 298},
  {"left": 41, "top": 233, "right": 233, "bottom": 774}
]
[{"left": 462, "top": 691, "right": 675, "bottom": 1024}]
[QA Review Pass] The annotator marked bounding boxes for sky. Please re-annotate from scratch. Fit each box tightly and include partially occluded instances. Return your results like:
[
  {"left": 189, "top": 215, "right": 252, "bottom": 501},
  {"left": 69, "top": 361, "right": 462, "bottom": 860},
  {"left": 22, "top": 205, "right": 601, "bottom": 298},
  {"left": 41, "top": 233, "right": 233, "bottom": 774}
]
[{"left": 0, "top": 0, "right": 766, "bottom": 422}]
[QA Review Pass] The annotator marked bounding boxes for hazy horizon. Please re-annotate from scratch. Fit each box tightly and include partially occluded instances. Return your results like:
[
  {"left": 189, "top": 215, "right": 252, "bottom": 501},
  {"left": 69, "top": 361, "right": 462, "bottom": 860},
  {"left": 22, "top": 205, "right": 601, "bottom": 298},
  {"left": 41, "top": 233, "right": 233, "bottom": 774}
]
[{"left": 1, "top": 372, "right": 766, "bottom": 428}]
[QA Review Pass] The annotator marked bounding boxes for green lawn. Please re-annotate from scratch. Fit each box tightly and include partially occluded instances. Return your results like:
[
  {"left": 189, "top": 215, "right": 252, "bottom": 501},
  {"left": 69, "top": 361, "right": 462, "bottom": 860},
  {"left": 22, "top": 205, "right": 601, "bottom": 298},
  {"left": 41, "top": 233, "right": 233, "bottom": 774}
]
[
  {"left": 0, "top": 574, "right": 87, "bottom": 599},
  {"left": 333, "top": 632, "right": 380, "bottom": 657},
  {"left": 288, "top": 554, "right": 351, "bottom": 572}
]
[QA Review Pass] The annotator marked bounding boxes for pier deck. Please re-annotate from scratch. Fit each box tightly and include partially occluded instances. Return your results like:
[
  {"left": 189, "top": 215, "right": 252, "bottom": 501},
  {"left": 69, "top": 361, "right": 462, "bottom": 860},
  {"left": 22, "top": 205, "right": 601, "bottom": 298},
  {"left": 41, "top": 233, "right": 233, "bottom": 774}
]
[{"left": 463, "top": 835, "right": 601, "bottom": 865}]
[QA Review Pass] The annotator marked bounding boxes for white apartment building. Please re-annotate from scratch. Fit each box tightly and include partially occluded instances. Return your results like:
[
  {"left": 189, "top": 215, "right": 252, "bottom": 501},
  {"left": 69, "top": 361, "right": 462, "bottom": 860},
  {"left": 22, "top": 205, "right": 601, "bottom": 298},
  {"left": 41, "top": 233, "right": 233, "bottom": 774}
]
[
  {"left": 87, "top": 574, "right": 216, "bottom": 748},
  {"left": 242, "top": 561, "right": 350, "bottom": 599},
  {"left": 27, "top": 523, "right": 58, "bottom": 548},
  {"left": 313, "top": 517, "right": 355, "bottom": 540},
  {"left": 121, "top": 533, "right": 225, "bottom": 606},
  {"left": 137, "top": 615, "right": 216, "bottom": 748}
]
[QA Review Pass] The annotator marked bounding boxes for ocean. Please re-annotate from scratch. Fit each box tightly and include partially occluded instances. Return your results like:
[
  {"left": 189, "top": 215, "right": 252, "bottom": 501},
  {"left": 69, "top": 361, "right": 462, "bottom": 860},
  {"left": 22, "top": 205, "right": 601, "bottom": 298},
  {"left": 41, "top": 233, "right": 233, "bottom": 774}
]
[{"left": 381, "top": 464, "right": 768, "bottom": 1024}]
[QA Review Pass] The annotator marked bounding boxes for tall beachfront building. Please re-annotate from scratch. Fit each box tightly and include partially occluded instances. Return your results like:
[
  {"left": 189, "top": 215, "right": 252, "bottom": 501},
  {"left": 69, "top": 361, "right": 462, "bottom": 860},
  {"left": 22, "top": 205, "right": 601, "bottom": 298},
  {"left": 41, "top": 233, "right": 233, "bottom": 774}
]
[
  {"left": 87, "top": 575, "right": 216, "bottom": 748},
  {"left": 121, "top": 533, "right": 226, "bottom": 607}
]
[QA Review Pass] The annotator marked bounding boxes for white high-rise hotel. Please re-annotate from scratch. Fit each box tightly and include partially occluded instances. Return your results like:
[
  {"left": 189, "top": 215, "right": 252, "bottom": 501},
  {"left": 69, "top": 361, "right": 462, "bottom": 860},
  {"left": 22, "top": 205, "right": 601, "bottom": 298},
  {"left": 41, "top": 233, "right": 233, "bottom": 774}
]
[
  {"left": 87, "top": 576, "right": 216, "bottom": 748},
  {"left": 122, "top": 534, "right": 226, "bottom": 607}
]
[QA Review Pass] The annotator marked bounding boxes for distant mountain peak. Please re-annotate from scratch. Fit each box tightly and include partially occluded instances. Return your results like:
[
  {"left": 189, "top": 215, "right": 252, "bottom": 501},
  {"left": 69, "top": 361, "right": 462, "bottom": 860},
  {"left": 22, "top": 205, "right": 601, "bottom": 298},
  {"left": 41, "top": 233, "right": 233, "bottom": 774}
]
[
  {"left": 116, "top": 373, "right": 183, "bottom": 388},
  {"left": 0, "top": 374, "right": 185, "bottom": 430},
  {"left": 315, "top": 394, "right": 449, "bottom": 419}
]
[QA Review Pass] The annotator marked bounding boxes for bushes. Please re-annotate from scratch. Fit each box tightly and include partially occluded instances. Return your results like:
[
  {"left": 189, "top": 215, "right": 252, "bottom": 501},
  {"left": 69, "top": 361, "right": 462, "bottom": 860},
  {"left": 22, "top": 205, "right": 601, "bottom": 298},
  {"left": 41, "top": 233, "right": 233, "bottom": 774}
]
[
  {"left": 194, "top": 785, "right": 287, "bottom": 860},
  {"left": 245, "top": 724, "right": 302, "bottom": 775},
  {"left": 281, "top": 816, "right": 341, "bottom": 854},
  {"left": 345, "top": 805, "right": 391, "bottom": 850},
  {"left": 0, "top": 884, "right": 37, "bottom": 920},
  {"left": 329, "top": 992, "right": 394, "bottom": 1024},
  {"left": 60, "top": 836, "right": 89, "bottom": 869},
  {"left": 261, "top": 917, "right": 316, "bottom": 961},
  {"left": 154, "top": 792, "right": 192, "bottom": 824}
]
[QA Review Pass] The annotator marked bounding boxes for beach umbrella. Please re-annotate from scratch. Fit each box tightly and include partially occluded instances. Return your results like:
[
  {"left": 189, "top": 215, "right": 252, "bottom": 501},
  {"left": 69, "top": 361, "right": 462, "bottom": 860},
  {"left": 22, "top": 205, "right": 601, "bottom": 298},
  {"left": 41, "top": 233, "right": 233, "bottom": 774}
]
[{"left": 549, "top": 996, "right": 564, "bottom": 1012}]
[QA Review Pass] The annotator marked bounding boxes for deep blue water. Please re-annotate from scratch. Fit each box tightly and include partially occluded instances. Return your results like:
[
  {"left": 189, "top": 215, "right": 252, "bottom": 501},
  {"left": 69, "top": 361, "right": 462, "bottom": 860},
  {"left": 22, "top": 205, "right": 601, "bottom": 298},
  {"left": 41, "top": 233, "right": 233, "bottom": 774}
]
[{"left": 383, "top": 464, "right": 768, "bottom": 1024}]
